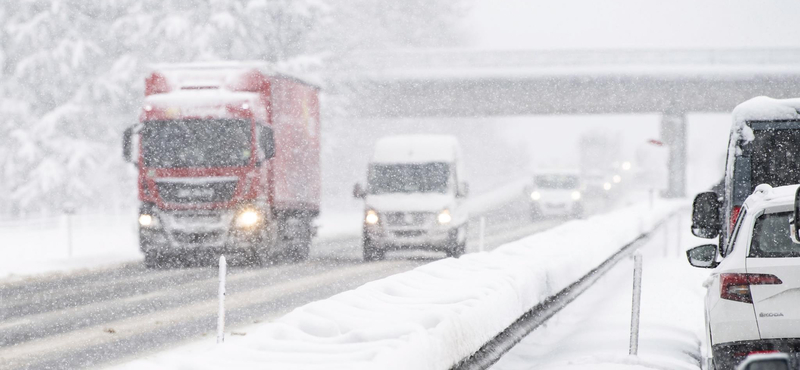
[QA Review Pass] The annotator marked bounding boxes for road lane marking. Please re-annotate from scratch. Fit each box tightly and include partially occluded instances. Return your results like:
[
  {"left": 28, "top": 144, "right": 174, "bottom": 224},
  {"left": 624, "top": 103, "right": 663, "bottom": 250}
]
[{"left": 0, "top": 261, "right": 411, "bottom": 364}]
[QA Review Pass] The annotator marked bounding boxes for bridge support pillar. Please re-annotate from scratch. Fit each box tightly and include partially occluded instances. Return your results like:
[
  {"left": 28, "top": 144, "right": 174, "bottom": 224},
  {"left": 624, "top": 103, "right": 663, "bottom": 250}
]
[{"left": 660, "top": 112, "right": 687, "bottom": 198}]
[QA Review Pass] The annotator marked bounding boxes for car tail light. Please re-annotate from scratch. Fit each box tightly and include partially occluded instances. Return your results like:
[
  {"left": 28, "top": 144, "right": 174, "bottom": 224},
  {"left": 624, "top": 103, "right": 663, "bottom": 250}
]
[
  {"left": 730, "top": 206, "right": 742, "bottom": 233},
  {"left": 720, "top": 273, "right": 783, "bottom": 303}
]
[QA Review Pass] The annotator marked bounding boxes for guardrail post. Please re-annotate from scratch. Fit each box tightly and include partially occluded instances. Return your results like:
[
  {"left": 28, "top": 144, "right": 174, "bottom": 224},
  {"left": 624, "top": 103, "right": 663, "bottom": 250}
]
[
  {"left": 479, "top": 216, "right": 486, "bottom": 252},
  {"left": 217, "top": 255, "right": 227, "bottom": 344},
  {"left": 629, "top": 252, "right": 643, "bottom": 356}
]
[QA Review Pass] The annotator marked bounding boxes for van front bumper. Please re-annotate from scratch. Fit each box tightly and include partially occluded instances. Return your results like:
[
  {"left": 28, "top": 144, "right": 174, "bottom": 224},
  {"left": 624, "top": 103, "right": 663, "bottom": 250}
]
[{"left": 365, "top": 224, "right": 455, "bottom": 250}]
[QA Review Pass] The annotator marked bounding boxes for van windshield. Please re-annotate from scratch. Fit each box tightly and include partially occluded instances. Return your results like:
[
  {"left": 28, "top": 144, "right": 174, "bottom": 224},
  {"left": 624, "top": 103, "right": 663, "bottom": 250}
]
[
  {"left": 750, "top": 211, "right": 800, "bottom": 258},
  {"left": 750, "top": 128, "right": 800, "bottom": 189},
  {"left": 535, "top": 174, "right": 579, "bottom": 189},
  {"left": 368, "top": 163, "right": 450, "bottom": 194}
]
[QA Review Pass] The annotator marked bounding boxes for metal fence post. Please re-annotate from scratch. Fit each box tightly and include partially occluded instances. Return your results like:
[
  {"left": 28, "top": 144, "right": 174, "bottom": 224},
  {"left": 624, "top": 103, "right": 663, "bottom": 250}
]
[
  {"left": 217, "top": 255, "right": 227, "bottom": 344},
  {"left": 479, "top": 216, "right": 486, "bottom": 252},
  {"left": 629, "top": 252, "right": 643, "bottom": 356}
]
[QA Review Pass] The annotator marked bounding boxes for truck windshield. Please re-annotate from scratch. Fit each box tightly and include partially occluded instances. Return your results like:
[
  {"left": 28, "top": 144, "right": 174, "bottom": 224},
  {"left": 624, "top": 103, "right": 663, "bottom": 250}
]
[
  {"left": 535, "top": 174, "right": 579, "bottom": 189},
  {"left": 750, "top": 211, "right": 800, "bottom": 258},
  {"left": 750, "top": 128, "right": 800, "bottom": 189},
  {"left": 368, "top": 163, "right": 450, "bottom": 194},
  {"left": 141, "top": 119, "right": 252, "bottom": 168}
]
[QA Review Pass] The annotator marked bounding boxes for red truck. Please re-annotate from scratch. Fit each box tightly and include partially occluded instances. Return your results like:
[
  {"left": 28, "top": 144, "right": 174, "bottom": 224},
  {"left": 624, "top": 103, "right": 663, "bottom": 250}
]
[{"left": 123, "top": 62, "right": 320, "bottom": 268}]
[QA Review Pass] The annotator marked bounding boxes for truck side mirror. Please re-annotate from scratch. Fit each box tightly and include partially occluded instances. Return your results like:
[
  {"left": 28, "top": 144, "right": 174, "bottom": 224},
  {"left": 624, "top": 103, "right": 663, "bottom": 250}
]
[
  {"left": 691, "top": 191, "right": 721, "bottom": 239},
  {"left": 791, "top": 186, "right": 800, "bottom": 244},
  {"left": 259, "top": 126, "right": 275, "bottom": 160},
  {"left": 123, "top": 126, "right": 135, "bottom": 163},
  {"left": 457, "top": 182, "right": 469, "bottom": 198},
  {"left": 353, "top": 183, "right": 366, "bottom": 199},
  {"left": 686, "top": 244, "right": 718, "bottom": 269}
]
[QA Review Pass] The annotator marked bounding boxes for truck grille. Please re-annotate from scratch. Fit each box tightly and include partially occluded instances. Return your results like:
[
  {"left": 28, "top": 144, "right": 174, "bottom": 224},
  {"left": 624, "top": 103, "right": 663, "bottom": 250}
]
[
  {"left": 384, "top": 212, "right": 434, "bottom": 226},
  {"left": 156, "top": 179, "right": 237, "bottom": 204},
  {"left": 171, "top": 231, "right": 224, "bottom": 245}
]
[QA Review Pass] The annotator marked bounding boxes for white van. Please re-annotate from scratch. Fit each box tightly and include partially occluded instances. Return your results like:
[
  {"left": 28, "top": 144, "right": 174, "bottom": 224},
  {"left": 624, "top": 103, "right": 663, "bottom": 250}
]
[{"left": 354, "top": 135, "right": 469, "bottom": 261}]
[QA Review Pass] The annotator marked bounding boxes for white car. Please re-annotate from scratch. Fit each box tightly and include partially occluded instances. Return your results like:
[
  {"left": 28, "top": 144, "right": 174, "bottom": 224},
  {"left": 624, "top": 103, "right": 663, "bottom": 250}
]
[
  {"left": 526, "top": 171, "right": 584, "bottom": 219},
  {"left": 687, "top": 184, "right": 800, "bottom": 370}
]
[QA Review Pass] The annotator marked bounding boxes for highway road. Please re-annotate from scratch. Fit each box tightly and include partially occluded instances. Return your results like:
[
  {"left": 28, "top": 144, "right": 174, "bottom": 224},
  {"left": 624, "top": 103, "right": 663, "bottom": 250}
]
[{"left": 0, "top": 201, "right": 580, "bottom": 369}]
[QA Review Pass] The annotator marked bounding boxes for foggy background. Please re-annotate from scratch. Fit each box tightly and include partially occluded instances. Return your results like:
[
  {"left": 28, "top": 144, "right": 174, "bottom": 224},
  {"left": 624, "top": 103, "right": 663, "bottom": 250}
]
[{"left": 0, "top": 0, "right": 797, "bottom": 217}]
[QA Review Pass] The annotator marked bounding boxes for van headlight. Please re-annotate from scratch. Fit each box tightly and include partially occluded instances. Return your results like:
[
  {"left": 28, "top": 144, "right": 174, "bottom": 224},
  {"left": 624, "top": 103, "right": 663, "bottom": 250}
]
[
  {"left": 571, "top": 191, "right": 581, "bottom": 201},
  {"left": 139, "top": 214, "right": 161, "bottom": 228},
  {"left": 365, "top": 210, "right": 379, "bottom": 225},
  {"left": 235, "top": 209, "right": 260, "bottom": 228},
  {"left": 530, "top": 191, "right": 541, "bottom": 201},
  {"left": 438, "top": 209, "right": 452, "bottom": 224}
]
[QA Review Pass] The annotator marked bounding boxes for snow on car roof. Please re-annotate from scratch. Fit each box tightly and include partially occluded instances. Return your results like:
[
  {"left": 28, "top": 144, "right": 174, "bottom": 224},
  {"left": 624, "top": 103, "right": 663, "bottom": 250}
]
[
  {"left": 372, "top": 135, "right": 460, "bottom": 164},
  {"left": 730, "top": 96, "right": 800, "bottom": 145},
  {"left": 533, "top": 169, "right": 580, "bottom": 176},
  {"left": 743, "top": 184, "right": 800, "bottom": 212}
]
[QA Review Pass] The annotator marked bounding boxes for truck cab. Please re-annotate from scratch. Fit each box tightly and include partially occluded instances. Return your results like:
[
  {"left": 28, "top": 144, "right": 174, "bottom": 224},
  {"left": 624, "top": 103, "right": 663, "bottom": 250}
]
[
  {"left": 123, "top": 62, "right": 320, "bottom": 268},
  {"left": 354, "top": 135, "right": 469, "bottom": 261}
]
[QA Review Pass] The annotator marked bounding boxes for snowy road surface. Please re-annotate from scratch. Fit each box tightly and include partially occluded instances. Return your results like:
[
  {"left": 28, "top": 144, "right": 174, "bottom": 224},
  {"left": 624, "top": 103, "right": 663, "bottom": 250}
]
[{"left": 0, "top": 201, "right": 572, "bottom": 369}]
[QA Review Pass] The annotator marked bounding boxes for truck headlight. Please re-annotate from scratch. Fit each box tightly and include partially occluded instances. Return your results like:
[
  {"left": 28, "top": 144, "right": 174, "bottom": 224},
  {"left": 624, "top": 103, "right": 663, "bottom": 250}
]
[
  {"left": 571, "top": 191, "right": 581, "bottom": 201},
  {"left": 530, "top": 191, "right": 541, "bottom": 201},
  {"left": 235, "top": 209, "right": 260, "bottom": 228},
  {"left": 139, "top": 214, "right": 160, "bottom": 228},
  {"left": 365, "top": 210, "right": 379, "bottom": 225},
  {"left": 437, "top": 209, "right": 452, "bottom": 224}
]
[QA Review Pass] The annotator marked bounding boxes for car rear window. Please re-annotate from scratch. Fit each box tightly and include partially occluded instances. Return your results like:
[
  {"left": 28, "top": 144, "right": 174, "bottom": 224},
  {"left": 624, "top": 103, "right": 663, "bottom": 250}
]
[
  {"left": 750, "top": 211, "right": 800, "bottom": 258},
  {"left": 750, "top": 128, "right": 800, "bottom": 190}
]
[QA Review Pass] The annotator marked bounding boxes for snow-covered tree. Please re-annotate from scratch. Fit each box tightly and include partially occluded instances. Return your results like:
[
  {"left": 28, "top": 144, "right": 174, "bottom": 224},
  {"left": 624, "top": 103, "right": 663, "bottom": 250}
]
[{"left": 0, "top": 0, "right": 469, "bottom": 215}]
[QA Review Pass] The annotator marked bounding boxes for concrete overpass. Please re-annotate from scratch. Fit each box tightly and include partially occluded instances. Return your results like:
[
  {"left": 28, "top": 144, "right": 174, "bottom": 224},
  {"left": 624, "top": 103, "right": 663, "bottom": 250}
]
[{"left": 328, "top": 48, "right": 800, "bottom": 197}]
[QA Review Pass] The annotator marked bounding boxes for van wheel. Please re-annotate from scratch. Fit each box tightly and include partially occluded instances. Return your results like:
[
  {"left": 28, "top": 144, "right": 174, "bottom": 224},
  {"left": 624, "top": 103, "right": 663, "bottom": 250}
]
[
  {"left": 445, "top": 228, "right": 465, "bottom": 258},
  {"left": 144, "top": 252, "right": 164, "bottom": 269},
  {"left": 363, "top": 237, "right": 384, "bottom": 262}
]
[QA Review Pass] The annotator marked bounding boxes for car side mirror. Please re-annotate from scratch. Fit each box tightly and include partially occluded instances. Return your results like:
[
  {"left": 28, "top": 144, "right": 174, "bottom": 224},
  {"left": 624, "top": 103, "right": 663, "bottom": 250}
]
[
  {"left": 123, "top": 126, "right": 135, "bottom": 164},
  {"left": 791, "top": 186, "right": 800, "bottom": 244},
  {"left": 353, "top": 183, "right": 366, "bottom": 199},
  {"left": 736, "top": 353, "right": 790, "bottom": 370},
  {"left": 686, "top": 244, "right": 718, "bottom": 269},
  {"left": 259, "top": 126, "right": 275, "bottom": 160},
  {"left": 692, "top": 191, "right": 721, "bottom": 239},
  {"left": 457, "top": 182, "right": 469, "bottom": 198}
]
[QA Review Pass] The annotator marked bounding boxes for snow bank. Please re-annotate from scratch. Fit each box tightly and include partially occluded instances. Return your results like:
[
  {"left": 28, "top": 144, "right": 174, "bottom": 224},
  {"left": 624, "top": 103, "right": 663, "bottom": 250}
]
[
  {"left": 0, "top": 213, "right": 142, "bottom": 280},
  {"left": 117, "top": 200, "right": 685, "bottom": 370}
]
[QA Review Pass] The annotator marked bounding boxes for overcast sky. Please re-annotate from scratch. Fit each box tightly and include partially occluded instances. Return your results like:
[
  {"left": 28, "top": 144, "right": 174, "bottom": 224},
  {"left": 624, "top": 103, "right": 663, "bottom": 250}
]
[{"left": 465, "top": 0, "right": 800, "bottom": 50}]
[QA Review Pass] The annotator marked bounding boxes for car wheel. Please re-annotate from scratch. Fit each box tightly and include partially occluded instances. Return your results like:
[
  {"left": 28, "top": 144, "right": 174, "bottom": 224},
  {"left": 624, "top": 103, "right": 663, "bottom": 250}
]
[
  {"left": 144, "top": 252, "right": 170, "bottom": 269},
  {"left": 363, "top": 236, "right": 384, "bottom": 262},
  {"left": 256, "top": 222, "right": 279, "bottom": 266}
]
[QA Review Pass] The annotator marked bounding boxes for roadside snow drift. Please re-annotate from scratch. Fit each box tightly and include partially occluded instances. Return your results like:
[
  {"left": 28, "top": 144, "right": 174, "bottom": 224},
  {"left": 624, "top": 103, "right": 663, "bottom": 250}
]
[{"left": 117, "top": 200, "right": 684, "bottom": 370}]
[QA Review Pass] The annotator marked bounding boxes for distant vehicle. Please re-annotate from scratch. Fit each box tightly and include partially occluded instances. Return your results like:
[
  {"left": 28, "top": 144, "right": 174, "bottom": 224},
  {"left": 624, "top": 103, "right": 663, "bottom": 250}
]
[
  {"left": 687, "top": 184, "right": 800, "bottom": 370},
  {"left": 123, "top": 62, "right": 321, "bottom": 268},
  {"left": 353, "top": 135, "right": 469, "bottom": 261},
  {"left": 692, "top": 97, "right": 800, "bottom": 253},
  {"left": 526, "top": 170, "right": 584, "bottom": 219}
]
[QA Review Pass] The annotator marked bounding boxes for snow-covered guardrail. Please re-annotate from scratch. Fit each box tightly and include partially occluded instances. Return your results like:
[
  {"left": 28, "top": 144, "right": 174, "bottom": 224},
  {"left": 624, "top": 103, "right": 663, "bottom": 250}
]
[
  {"left": 119, "top": 200, "right": 686, "bottom": 370},
  {"left": 452, "top": 213, "right": 679, "bottom": 370}
]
